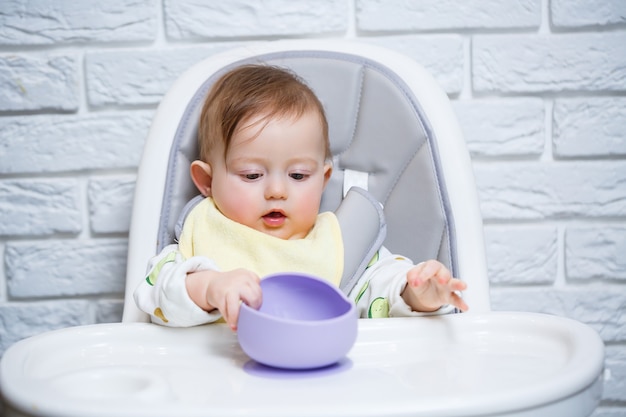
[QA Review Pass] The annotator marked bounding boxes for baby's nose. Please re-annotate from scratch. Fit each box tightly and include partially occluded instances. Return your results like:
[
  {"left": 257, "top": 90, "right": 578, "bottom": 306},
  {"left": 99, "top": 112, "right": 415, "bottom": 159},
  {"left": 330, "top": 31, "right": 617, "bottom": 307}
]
[{"left": 265, "top": 176, "right": 287, "bottom": 199}]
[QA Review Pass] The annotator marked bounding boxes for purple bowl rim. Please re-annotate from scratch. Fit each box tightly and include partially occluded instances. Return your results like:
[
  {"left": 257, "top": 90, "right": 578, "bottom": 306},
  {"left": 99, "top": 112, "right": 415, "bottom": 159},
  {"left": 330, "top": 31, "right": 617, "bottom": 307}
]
[{"left": 239, "top": 272, "right": 356, "bottom": 326}]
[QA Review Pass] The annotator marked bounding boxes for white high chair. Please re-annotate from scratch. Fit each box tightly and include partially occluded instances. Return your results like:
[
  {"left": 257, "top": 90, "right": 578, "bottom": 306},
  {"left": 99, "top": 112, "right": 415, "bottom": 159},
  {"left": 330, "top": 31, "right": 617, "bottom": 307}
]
[{"left": 1, "top": 40, "right": 604, "bottom": 417}]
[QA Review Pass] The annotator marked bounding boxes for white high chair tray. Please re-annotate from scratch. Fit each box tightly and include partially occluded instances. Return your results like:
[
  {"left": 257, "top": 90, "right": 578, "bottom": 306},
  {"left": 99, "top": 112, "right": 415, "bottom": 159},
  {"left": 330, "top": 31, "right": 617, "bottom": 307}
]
[{"left": 2, "top": 312, "right": 603, "bottom": 417}]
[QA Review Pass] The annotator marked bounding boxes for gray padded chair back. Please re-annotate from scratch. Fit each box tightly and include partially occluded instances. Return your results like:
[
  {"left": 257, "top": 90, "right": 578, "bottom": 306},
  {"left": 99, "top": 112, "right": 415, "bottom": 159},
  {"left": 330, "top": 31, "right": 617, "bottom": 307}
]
[{"left": 157, "top": 50, "right": 457, "bottom": 277}]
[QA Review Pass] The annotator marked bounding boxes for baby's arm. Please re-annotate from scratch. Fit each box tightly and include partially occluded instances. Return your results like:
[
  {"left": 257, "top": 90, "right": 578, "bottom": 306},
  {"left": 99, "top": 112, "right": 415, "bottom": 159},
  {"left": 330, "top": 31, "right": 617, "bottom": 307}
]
[
  {"left": 349, "top": 248, "right": 466, "bottom": 317},
  {"left": 186, "top": 268, "right": 262, "bottom": 331},
  {"left": 134, "top": 244, "right": 223, "bottom": 326},
  {"left": 402, "top": 260, "right": 468, "bottom": 313},
  {"left": 135, "top": 245, "right": 262, "bottom": 329}
]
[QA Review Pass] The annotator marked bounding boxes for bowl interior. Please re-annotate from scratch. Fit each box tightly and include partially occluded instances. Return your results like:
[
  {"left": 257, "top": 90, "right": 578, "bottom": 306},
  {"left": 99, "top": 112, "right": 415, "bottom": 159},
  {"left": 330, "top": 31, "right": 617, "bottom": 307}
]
[{"left": 258, "top": 273, "right": 352, "bottom": 321}]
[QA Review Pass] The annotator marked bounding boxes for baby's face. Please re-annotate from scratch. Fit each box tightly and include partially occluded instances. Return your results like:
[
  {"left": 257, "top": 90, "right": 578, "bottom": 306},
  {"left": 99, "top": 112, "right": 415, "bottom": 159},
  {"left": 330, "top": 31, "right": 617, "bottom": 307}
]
[{"left": 209, "top": 110, "right": 331, "bottom": 240}]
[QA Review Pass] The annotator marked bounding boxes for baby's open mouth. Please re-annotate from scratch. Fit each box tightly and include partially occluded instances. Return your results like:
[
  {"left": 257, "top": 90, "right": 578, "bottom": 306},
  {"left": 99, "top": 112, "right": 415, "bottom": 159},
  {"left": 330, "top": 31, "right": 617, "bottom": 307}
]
[
  {"left": 263, "top": 210, "right": 286, "bottom": 226},
  {"left": 264, "top": 211, "right": 285, "bottom": 219}
]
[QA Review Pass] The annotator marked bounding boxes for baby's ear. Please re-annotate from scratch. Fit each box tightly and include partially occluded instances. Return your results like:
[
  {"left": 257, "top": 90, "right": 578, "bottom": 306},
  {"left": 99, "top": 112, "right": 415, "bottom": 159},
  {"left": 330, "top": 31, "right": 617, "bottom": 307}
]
[
  {"left": 323, "top": 163, "right": 333, "bottom": 188},
  {"left": 190, "top": 160, "right": 213, "bottom": 196}
]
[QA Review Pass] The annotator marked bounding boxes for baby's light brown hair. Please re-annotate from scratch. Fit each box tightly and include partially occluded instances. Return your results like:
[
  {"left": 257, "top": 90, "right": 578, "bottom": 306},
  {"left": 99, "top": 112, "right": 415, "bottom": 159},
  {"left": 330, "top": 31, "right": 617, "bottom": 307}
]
[{"left": 198, "top": 64, "right": 330, "bottom": 162}]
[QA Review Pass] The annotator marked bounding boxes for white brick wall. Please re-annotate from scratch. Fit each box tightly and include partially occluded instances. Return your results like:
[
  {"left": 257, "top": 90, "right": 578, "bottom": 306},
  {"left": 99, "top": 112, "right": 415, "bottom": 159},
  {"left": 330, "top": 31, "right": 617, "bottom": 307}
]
[{"left": 0, "top": 0, "right": 624, "bottom": 415}]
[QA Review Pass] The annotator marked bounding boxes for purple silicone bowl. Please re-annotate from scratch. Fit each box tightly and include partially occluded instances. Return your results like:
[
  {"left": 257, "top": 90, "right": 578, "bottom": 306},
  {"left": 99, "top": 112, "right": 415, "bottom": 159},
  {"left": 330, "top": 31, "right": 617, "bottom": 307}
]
[{"left": 237, "top": 272, "right": 358, "bottom": 370}]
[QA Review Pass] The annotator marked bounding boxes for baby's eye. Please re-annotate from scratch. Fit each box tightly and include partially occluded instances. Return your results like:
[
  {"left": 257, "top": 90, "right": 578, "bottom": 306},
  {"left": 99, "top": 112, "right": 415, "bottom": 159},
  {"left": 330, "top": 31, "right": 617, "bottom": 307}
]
[
  {"left": 290, "top": 173, "right": 307, "bottom": 181},
  {"left": 242, "top": 173, "right": 261, "bottom": 181}
]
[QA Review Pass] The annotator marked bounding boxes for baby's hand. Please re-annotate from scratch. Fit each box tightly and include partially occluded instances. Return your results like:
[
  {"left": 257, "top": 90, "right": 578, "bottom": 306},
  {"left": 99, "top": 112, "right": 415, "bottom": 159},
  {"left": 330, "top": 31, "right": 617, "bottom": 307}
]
[
  {"left": 204, "top": 268, "right": 262, "bottom": 331},
  {"left": 402, "top": 260, "right": 468, "bottom": 313}
]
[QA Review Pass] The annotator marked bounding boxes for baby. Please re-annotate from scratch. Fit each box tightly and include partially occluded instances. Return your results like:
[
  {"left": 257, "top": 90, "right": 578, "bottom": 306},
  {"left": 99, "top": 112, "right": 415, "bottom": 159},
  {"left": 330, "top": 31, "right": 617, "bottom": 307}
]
[{"left": 134, "top": 64, "right": 468, "bottom": 330}]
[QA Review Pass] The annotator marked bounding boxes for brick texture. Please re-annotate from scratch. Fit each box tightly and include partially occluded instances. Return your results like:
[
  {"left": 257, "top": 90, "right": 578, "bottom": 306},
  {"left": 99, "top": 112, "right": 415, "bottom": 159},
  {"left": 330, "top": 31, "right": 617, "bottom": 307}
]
[
  {"left": 164, "top": 0, "right": 347, "bottom": 39},
  {"left": 361, "top": 35, "right": 464, "bottom": 95},
  {"left": 0, "top": 0, "right": 156, "bottom": 45},
  {"left": 551, "top": 0, "right": 626, "bottom": 28},
  {"left": 566, "top": 227, "right": 626, "bottom": 281},
  {"left": 5, "top": 239, "right": 128, "bottom": 298},
  {"left": 356, "top": 0, "right": 541, "bottom": 31},
  {"left": 88, "top": 175, "right": 137, "bottom": 234},
  {"left": 484, "top": 226, "right": 558, "bottom": 285},
  {"left": 553, "top": 98, "right": 626, "bottom": 158},
  {"left": 0, "top": 179, "right": 81, "bottom": 236},
  {"left": 0, "top": 54, "right": 79, "bottom": 112},
  {"left": 0, "top": 112, "right": 151, "bottom": 174},
  {"left": 453, "top": 98, "right": 545, "bottom": 158},
  {"left": 474, "top": 33, "right": 626, "bottom": 93}
]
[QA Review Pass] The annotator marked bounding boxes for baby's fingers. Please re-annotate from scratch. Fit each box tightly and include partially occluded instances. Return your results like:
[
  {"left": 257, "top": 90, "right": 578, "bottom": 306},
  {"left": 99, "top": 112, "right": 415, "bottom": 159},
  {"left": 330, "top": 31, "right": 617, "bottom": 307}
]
[
  {"left": 448, "top": 278, "right": 467, "bottom": 292},
  {"left": 409, "top": 260, "right": 450, "bottom": 287},
  {"left": 240, "top": 282, "right": 263, "bottom": 311},
  {"left": 450, "top": 291, "right": 469, "bottom": 312},
  {"left": 224, "top": 292, "right": 242, "bottom": 331},
  {"left": 442, "top": 278, "right": 468, "bottom": 311}
]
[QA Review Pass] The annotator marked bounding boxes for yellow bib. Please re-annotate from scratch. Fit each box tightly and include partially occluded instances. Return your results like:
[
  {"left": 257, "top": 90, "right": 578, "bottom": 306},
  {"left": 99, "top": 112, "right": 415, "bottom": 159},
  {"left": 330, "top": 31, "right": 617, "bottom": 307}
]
[{"left": 178, "top": 198, "right": 344, "bottom": 286}]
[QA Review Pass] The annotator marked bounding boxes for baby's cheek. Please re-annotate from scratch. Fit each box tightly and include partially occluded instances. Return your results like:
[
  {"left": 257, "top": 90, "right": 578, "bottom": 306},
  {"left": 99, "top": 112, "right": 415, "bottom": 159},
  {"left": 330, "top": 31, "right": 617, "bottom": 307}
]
[
  {"left": 215, "top": 194, "right": 256, "bottom": 226},
  {"left": 299, "top": 206, "right": 321, "bottom": 229}
]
